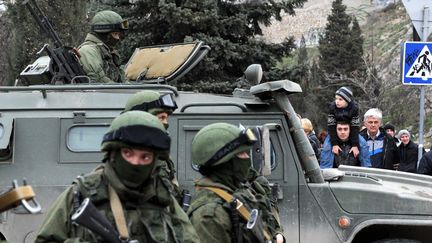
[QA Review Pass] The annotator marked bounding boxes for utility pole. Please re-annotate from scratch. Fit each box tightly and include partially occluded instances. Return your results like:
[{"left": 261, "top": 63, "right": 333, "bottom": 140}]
[{"left": 418, "top": 6, "right": 429, "bottom": 163}]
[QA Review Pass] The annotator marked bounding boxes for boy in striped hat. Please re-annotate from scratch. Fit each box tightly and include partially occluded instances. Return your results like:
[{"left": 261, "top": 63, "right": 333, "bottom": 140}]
[{"left": 327, "top": 87, "right": 361, "bottom": 158}]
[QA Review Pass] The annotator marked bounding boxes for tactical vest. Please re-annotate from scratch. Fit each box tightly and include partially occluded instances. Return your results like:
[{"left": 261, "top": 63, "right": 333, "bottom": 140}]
[
  {"left": 72, "top": 169, "right": 188, "bottom": 243},
  {"left": 189, "top": 182, "right": 273, "bottom": 243},
  {"left": 97, "top": 44, "right": 123, "bottom": 82},
  {"left": 249, "top": 178, "right": 283, "bottom": 236},
  {"left": 79, "top": 39, "right": 124, "bottom": 83}
]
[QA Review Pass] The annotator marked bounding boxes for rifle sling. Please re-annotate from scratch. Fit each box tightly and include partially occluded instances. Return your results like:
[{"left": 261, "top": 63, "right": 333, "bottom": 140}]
[
  {"left": 0, "top": 185, "right": 35, "bottom": 212},
  {"left": 197, "top": 186, "right": 272, "bottom": 241},
  {"left": 108, "top": 185, "right": 129, "bottom": 240}
]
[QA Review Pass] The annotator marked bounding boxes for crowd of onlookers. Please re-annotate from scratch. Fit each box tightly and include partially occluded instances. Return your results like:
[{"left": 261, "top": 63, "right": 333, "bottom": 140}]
[{"left": 301, "top": 86, "right": 432, "bottom": 176}]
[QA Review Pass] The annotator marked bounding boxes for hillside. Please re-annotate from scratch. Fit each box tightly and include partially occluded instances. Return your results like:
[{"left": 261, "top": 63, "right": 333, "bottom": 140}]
[
  {"left": 261, "top": 0, "right": 374, "bottom": 45},
  {"left": 262, "top": 0, "right": 432, "bottom": 146}
]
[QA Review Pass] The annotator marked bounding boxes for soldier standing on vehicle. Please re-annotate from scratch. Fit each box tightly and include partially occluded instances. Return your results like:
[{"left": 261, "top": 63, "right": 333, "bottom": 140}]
[
  {"left": 123, "top": 90, "right": 183, "bottom": 203},
  {"left": 35, "top": 111, "right": 200, "bottom": 243},
  {"left": 79, "top": 10, "right": 127, "bottom": 83},
  {"left": 187, "top": 123, "right": 284, "bottom": 243}
]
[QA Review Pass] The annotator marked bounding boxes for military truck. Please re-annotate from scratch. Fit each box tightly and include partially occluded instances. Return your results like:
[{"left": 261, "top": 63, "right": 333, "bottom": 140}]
[{"left": 1, "top": 40, "right": 432, "bottom": 242}]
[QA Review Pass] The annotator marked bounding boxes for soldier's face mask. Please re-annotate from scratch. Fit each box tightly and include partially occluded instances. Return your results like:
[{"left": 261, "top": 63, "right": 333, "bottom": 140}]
[
  {"left": 130, "top": 94, "right": 178, "bottom": 112},
  {"left": 114, "top": 149, "right": 155, "bottom": 188},
  {"left": 107, "top": 32, "right": 122, "bottom": 47},
  {"left": 232, "top": 152, "right": 252, "bottom": 182}
]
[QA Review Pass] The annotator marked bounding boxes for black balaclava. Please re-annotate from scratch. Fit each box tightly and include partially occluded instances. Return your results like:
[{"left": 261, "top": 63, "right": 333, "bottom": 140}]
[
  {"left": 111, "top": 150, "right": 155, "bottom": 189},
  {"left": 208, "top": 156, "right": 251, "bottom": 190},
  {"left": 94, "top": 32, "right": 121, "bottom": 48}
]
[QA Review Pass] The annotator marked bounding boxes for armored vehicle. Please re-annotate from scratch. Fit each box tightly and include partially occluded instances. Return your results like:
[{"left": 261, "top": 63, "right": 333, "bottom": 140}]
[{"left": 1, "top": 41, "right": 432, "bottom": 243}]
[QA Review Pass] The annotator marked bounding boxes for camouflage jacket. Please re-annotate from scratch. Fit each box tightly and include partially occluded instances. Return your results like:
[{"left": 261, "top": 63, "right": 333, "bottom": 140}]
[
  {"left": 35, "top": 164, "right": 199, "bottom": 243},
  {"left": 187, "top": 177, "right": 281, "bottom": 243},
  {"left": 78, "top": 33, "right": 125, "bottom": 83}
]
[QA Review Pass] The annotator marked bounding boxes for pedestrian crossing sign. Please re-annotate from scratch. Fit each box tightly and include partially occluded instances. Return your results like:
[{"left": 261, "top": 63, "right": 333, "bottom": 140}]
[{"left": 402, "top": 42, "right": 432, "bottom": 85}]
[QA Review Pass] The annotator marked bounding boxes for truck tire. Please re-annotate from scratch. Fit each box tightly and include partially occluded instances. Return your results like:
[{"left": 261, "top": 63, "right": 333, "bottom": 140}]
[{"left": 372, "top": 239, "right": 421, "bottom": 243}]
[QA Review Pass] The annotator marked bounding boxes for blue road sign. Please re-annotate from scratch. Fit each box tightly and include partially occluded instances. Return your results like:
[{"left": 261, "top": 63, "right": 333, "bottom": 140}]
[{"left": 402, "top": 41, "right": 432, "bottom": 85}]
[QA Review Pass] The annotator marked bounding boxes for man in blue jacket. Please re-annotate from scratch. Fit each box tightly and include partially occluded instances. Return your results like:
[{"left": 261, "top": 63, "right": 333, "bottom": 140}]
[{"left": 320, "top": 121, "right": 371, "bottom": 168}]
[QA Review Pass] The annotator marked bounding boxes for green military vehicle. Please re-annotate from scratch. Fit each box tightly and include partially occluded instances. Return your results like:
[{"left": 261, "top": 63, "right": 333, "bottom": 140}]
[{"left": 1, "top": 38, "right": 432, "bottom": 242}]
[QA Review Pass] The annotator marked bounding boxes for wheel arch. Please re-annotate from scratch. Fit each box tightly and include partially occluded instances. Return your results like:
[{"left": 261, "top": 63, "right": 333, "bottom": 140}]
[{"left": 348, "top": 219, "right": 432, "bottom": 243}]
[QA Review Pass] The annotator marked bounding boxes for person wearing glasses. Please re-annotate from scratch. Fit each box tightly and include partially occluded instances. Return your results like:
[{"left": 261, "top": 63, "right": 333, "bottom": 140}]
[
  {"left": 320, "top": 121, "right": 371, "bottom": 169},
  {"left": 78, "top": 10, "right": 128, "bottom": 83}
]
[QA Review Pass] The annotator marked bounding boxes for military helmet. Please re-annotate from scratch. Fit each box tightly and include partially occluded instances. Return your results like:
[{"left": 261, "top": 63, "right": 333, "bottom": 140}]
[
  {"left": 192, "top": 123, "right": 257, "bottom": 170},
  {"left": 123, "top": 91, "right": 178, "bottom": 115},
  {"left": 101, "top": 111, "right": 170, "bottom": 152},
  {"left": 91, "top": 10, "right": 128, "bottom": 33}
]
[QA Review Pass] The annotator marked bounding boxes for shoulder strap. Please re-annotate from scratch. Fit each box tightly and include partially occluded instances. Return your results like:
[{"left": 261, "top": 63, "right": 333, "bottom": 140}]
[
  {"left": 198, "top": 186, "right": 250, "bottom": 221},
  {"left": 197, "top": 186, "right": 272, "bottom": 241},
  {"left": 108, "top": 184, "right": 129, "bottom": 241}
]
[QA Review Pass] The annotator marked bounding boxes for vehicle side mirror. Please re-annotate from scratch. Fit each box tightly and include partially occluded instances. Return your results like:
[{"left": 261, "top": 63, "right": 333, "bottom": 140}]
[{"left": 250, "top": 123, "right": 280, "bottom": 176}]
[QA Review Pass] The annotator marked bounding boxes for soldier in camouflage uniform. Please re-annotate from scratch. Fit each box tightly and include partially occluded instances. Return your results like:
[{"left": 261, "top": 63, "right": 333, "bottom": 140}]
[
  {"left": 187, "top": 123, "right": 284, "bottom": 243},
  {"left": 78, "top": 10, "right": 127, "bottom": 83},
  {"left": 123, "top": 90, "right": 183, "bottom": 202},
  {"left": 35, "top": 111, "right": 200, "bottom": 243}
]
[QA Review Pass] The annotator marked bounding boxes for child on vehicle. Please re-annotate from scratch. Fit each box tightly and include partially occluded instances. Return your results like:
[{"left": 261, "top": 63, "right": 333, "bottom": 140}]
[{"left": 327, "top": 87, "right": 361, "bottom": 157}]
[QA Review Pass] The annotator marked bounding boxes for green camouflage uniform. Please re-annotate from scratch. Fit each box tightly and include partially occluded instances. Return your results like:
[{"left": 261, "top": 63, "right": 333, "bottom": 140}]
[
  {"left": 187, "top": 123, "right": 284, "bottom": 243},
  {"left": 248, "top": 169, "right": 283, "bottom": 237},
  {"left": 35, "top": 111, "right": 199, "bottom": 243},
  {"left": 123, "top": 90, "right": 182, "bottom": 203},
  {"left": 78, "top": 33, "right": 125, "bottom": 83},
  {"left": 35, "top": 162, "right": 198, "bottom": 243}
]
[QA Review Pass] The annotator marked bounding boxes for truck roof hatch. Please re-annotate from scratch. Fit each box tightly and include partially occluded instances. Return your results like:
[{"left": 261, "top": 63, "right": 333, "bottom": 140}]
[{"left": 124, "top": 41, "right": 210, "bottom": 84}]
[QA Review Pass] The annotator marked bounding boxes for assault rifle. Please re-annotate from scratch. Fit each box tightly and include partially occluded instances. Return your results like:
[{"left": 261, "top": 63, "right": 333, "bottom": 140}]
[
  {"left": 72, "top": 198, "right": 139, "bottom": 243},
  {"left": 21, "top": 0, "right": 88, "bottom": 84}
]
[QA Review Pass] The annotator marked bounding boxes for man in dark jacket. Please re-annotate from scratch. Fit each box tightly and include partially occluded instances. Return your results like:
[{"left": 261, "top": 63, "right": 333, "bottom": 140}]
[
  {"left": 360, "top": 108, "right": 399, "bottom": 170},
  {"left": 397, "top": 129, "right": 424, "bottom": 173},
  {"left": 384, "top": 123, "right": 400, "bottom": 145},
  {"left": 320, "top": 122, "right": 371, "bottom": 168},
  {"left": 417, "top": 150, "right": 432, "bottom": 175}
]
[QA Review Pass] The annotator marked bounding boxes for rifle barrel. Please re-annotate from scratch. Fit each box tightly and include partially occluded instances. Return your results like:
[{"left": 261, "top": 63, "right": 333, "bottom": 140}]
[{"left": 23, "top": 0, "right": 64, "bottom": 48}]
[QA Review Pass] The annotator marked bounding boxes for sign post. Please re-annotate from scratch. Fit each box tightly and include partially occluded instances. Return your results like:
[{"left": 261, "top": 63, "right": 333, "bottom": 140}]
[{"left": 402, "top": 0, "right": 431, "bottom": 164}]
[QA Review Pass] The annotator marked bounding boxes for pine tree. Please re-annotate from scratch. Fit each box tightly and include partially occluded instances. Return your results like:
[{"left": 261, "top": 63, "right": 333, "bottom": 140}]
[
  {"left": 298, "top": 35, "right": 308, "bottom": 66},
  {"left": 294, "top": 35, "right": 309, "bottom": 89},
  {"left": 318, "top": 0, "right": 352, "bottom": 75},
  {"left": 2, "top": 0, "right": 87, "bottom": 85},
  {"left": 348, "top": 16, "right": 365, "bottom": 73},
  {"left": 112, "top": 0, "right": 306, "bottom": 90},
  {"left": 310, "top": 60, "right": 322, "bottom": 85}
]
